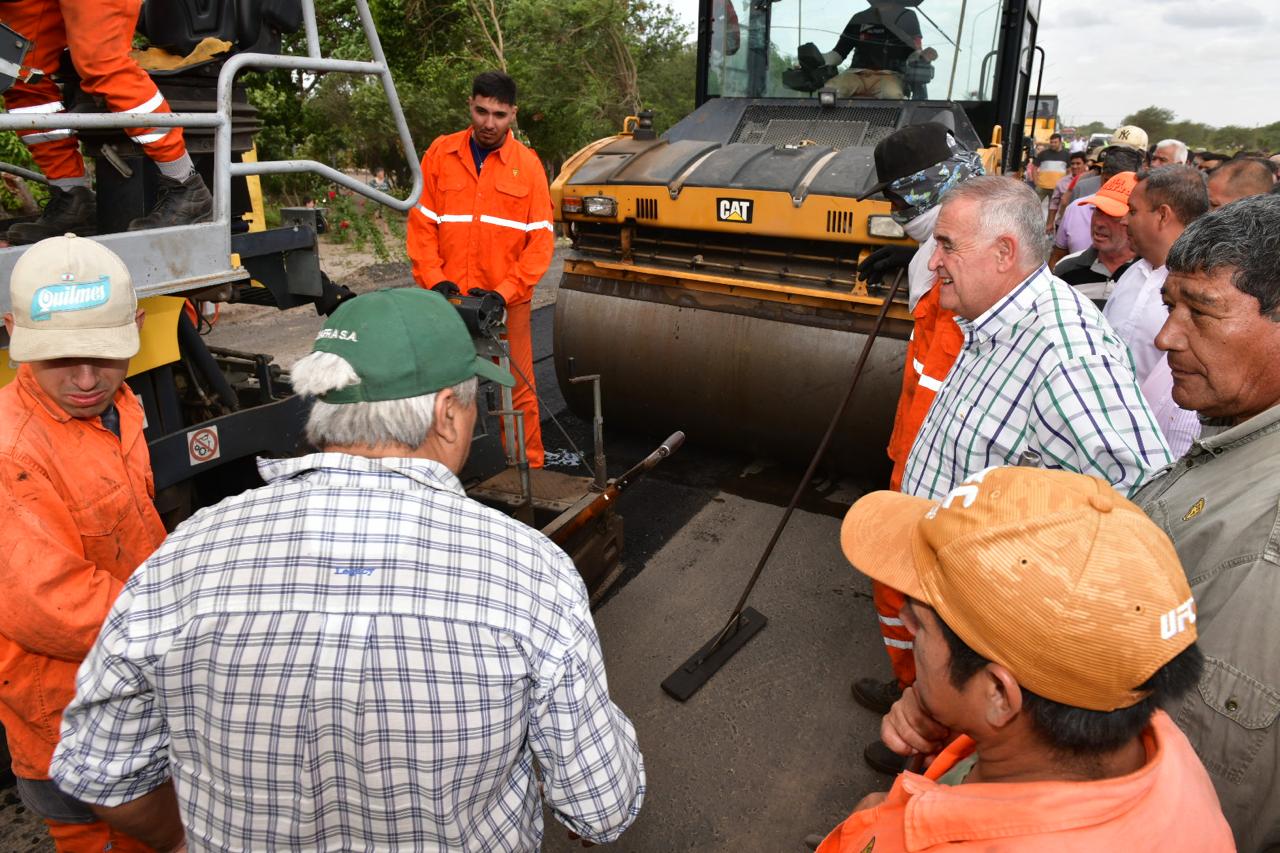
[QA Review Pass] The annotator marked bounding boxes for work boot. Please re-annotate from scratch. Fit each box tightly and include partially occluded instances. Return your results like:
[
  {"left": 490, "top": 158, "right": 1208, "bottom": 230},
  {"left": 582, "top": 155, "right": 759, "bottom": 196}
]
[
  {"left": 127, "top": 171, "right": 213, "bottom": 231},
  {"left": 851, "top": 677, "right": 903, "bottom": 714},
  {"left": 863, "top": 739, "right": 909, "bottom": 776},
  {"left": 7, "top": 186, "right": 97, "bottom": 244}
]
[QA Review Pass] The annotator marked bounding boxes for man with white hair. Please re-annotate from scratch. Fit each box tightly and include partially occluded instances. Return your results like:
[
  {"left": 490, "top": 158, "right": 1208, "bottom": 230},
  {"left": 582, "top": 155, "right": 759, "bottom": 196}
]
[
  {"left": 901, "top": 176, "right": 1171, "bottom": 500},
  {"left": 1152, "top": 138, "right": 1189, "bottom": 167},
  {"left": 51, "top": 288, "right": 646, "bottom": 851},
  {"left": 858, "top": 177, "right": 1172, "bottom": 776}
]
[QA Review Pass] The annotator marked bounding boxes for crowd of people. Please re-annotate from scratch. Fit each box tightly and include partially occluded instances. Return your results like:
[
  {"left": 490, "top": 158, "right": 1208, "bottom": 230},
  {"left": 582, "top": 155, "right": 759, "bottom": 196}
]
[
  {"left": 831, "top": 120, "right": 1280, "bottom": 851},
  {"left": 2, "top": 69, "right": 1280, "bottom": 853}
]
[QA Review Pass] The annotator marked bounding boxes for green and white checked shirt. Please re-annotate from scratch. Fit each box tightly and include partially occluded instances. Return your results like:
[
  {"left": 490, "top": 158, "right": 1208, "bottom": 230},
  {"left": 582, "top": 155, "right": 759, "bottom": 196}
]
[{"left": 902, "top": 265, "right": 1172, "bottom": 500}]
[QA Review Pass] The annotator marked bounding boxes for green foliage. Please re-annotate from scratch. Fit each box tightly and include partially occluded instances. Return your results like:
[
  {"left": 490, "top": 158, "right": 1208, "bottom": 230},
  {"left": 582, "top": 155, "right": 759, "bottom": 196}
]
[
  {"left": 0, "top": 133, "right": 48, "bottom": 212},
  {"left": 246, "top": 0, "right": 696, "bottom": 197},
  {"left": 323, "top": 191, "right": 406, "bottom": 264}
]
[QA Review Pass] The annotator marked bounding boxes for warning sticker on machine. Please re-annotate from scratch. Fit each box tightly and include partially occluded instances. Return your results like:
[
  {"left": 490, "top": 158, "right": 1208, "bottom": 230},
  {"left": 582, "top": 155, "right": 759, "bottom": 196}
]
[
  {"left": 187, "top": 426, "right": 222, "bottom": 466},
  {"left": 716, "top": 198, "right": 754, "bottom": 223}
]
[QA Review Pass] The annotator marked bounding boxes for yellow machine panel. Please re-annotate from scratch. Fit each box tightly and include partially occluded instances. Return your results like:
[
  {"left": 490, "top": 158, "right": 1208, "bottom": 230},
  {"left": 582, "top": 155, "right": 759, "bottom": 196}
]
[{"left": 0, "top": 294, "right": 184, "bottom": 387}]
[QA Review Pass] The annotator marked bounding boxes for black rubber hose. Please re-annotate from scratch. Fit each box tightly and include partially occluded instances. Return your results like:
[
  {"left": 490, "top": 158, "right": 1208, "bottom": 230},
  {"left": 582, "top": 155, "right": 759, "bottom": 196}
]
[{"left": 177, "top": 310, "right": 240, "bottom": 411}]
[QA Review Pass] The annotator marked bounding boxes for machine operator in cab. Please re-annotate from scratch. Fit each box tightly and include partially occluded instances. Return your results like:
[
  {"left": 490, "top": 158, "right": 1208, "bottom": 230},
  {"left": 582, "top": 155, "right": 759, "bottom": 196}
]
[
  {"left": 407, "top": 70, "right": 554, "bottom": 468},
  {"left": 822, "top": 0, "right": 935, "bottom": 99},
  {"left": 0, "top": 235, "right": 167, "bottom": 852}
]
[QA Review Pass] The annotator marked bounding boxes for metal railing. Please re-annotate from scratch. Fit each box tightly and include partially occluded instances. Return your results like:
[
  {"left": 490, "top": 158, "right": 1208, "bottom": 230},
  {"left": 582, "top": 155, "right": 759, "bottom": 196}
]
[{"left": 0, "top": 0, "right": 422, "bottom": 261}]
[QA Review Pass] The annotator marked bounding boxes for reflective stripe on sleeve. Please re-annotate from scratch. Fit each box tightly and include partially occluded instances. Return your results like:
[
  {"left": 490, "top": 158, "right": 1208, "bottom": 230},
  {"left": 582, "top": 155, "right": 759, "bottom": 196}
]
[
  {"left": 883, "top": 638, "right": 913, "bottom": 650},
  {"left": 917, "top": 374, "right": 944, "bottom": 392},
  {"left": 21, "top": 129, "right": 74, "bottom": 145},
  {"left": 912, "top": 358, "right": 925, "bottom": 376},
  {"left": 125, "top": 91, "right": 166, "bottom": 114},
  {"left": 416, "top": 205, "right": 440, "bottom": 222},
  {"left": 130, "top": 129, "right": 172, "bottom": 145},
  {"left": 877, "top": 614, "right": 904, "bottom": 627},
  {"left": 10, "top": 100, "right": 65, "bottom": 114}
]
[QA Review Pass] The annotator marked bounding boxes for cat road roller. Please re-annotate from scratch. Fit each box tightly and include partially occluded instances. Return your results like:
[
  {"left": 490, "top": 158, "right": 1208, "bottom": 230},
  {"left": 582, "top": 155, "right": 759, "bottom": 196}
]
[{"left": 551, "top": 0, "right": 1043, "bottom": 475}]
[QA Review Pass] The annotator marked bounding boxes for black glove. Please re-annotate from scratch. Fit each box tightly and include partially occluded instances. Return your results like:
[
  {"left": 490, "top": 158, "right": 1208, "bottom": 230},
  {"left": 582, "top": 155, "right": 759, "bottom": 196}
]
[
  {"left": 857, "top": 245, "right": 917, "bottom": 286},
  {"left": 467, "top": 288, "right": 506, "bottom": 330},
  {"left": 432, "top": 280, "right": 461, "bottom": 299},
  {"left": 468, "top": 287, "right": 504, "bottom": 309},
  {"left": 314, "top": 273, "right": 356, "bottom": 317}
]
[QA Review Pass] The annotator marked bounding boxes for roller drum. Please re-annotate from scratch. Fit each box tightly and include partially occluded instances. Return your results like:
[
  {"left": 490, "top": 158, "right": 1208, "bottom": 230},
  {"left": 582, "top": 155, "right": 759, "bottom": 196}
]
[{"left": 553, "top": 272, "right": 909, "bottom": 478}]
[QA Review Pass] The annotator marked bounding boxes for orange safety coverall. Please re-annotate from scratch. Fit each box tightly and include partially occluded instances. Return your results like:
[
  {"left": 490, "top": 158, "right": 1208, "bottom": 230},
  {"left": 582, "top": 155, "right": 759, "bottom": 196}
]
[
  {"left": 877, "top": 284, "right": 962, "bottom": 687},
  {"left": 0, "top": 0, "right": 187, "bottom": 181},
  {"left": 0, "top": 366, "right": 165, "bottom": 853},
  {"left": 407, "top": 128, "right": 555, "bottom": 467},
  {"left": 815, "top": 711, "right": 1234, "bottom": 852}
]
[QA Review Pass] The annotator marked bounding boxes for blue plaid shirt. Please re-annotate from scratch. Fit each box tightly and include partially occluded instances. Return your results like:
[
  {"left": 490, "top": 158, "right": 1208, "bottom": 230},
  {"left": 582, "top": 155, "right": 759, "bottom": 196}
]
[
  {"left": 903, "top": 265, "right": 1172, "bottom": 499},
  {"left": 51, "top": 453, "right": 645, "bottom": 852}
]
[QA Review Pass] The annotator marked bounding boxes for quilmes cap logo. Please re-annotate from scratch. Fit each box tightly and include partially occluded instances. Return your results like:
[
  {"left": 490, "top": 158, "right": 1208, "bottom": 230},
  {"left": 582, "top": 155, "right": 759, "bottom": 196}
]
[{"left": 30, "top": 276, "right": 111, "bottom": 321}]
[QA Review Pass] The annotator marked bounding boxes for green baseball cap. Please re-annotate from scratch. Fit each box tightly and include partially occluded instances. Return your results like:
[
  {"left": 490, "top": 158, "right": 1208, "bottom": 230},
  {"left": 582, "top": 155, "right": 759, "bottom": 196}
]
[{"left": 311, "top": 288, "right": 513, "bottom": 403}]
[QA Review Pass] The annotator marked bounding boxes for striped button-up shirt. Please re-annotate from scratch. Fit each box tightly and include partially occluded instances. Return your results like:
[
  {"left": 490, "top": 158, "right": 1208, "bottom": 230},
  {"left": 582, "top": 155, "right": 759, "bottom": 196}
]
[
  {"left": 51, "top": 453, "right": 644, "bottom": 852},
  {"left": 902, "top": 265, "right": 1172, "bottom": 500}
]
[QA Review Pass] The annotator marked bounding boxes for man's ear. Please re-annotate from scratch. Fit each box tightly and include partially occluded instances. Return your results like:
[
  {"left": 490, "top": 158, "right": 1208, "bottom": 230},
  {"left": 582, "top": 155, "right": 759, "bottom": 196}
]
[
  {"left": 994, "top": 234, "right": 1017, "bottom": 271},
  {"left": 135, "top": 308, "right": 146, "bottom": 331},
  {"left": 982, "top": 663, "right": 1025, "bottom": 730},
  {"left": 431, "top": 388, "right": 460, "bottom": 444},
  {"left": 1156, "top": 203, "right": 1175, "bottom": 229},
  {"left": 3, "top": 313, "right": 13, "bottom": 336}
]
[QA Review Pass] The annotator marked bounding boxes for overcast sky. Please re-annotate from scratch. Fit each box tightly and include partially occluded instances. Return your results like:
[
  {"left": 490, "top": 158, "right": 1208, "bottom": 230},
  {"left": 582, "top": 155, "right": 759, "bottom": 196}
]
[{"left": 1037, "top": 0, "right": 1273, "bottom": 129}]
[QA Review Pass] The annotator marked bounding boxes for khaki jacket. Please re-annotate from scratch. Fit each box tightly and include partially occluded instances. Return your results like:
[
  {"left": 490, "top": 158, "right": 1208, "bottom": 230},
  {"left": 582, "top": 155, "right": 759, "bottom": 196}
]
[{"left": 1135, "top": 402, "right": 1280, "bottom": 852}]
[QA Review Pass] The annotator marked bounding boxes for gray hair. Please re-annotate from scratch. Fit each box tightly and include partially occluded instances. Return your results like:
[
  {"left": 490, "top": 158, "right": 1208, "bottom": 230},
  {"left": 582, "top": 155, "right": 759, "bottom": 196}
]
[
  {"left": 1137, "top": 165, "right": 1209, "bottom": 226},
  {"left": 290, "top": 351, "right": 478, "bottom": 449},
  {"left": 1166, "top": 193, "right": 1280, "bottom": 316},
  {"left": 1155, "top": 139, "right": 1189, "bottom": 164},
  {"left": 940, "top": 175, "right": 1050, "bottom": 264}
]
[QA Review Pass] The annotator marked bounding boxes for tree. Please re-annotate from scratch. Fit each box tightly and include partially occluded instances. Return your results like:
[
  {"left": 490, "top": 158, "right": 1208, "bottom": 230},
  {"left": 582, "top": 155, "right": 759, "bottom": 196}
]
[
  {"left": 246, "top": 0, "right": 695, "bottom": 192},
  {"left": 1120, "top": 106, "right": 1175, "bottom": 142}
]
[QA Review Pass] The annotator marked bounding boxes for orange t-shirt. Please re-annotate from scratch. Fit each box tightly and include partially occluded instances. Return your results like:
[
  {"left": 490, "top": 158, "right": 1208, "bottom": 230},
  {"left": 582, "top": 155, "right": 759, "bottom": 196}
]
[
  {"left": 0, "top": 366, "right": 166, "bottom": 778},
  {"left": 816, "top": 711, "right": 1234, "bottom": 852}
]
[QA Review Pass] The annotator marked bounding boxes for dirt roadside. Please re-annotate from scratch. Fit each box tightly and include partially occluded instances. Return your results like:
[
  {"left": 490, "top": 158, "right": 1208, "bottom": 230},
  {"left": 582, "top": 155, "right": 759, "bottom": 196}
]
[{"left": 203, "top": 235, "right": 566, "bottom": 368}]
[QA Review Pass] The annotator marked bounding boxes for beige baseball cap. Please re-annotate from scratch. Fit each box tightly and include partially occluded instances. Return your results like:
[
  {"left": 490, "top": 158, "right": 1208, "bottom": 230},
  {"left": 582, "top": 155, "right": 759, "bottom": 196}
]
[
  {"left": 1109, "top": 124, "right": 1149, "bottom": 151},
  {"left": 6, "top": 234, "right": 139, "bottom": 362},
  {"left": 840, "top": 466, "right": 1197, "bottom": 712}
]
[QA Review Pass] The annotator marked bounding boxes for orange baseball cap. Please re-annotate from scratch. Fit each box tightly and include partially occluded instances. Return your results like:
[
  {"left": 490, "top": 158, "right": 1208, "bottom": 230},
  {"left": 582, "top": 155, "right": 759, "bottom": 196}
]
[
  {"left": 840, "top": 467, "right": 1196, "bottom": 712},
  {"left": 1077, "top": 170, "right": 1139, "bottom": 218}
]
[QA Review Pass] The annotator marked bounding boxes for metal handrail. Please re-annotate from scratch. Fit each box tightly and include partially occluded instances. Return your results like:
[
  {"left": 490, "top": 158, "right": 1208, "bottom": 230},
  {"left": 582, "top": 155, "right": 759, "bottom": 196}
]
[{"left": 0, "top": 0, "right": 421, "bottom": 263}]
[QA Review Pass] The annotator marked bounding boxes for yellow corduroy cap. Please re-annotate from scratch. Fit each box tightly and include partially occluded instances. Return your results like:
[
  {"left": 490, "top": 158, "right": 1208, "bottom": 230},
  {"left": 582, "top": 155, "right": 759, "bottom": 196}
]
[{"left": 841, "top": 466, "right": 1197, "bottom": 712}]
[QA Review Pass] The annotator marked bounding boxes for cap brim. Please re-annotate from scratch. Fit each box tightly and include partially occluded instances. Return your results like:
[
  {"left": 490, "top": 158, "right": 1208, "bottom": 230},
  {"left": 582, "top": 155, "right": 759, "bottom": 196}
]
[
  {"left": 8, "top": 322, "right": 139, "bottom": 363},
  {"left": 473, "top": 355, "right": 514, "bottom": 387},
  {"left": 840, "top": 490, "right": 934, "bottom": 601},
  {"left": 855, "top": 180, "right": 890, "bottom": 202},
  {"left": 1079, "top": 196, "right": 1129, "bottom": 217}
]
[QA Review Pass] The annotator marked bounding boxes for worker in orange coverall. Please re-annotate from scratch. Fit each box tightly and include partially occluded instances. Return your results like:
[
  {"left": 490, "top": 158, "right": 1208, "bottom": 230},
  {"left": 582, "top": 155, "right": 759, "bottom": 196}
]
[
  {"left": 0, "top": 0, "right": 213, "bottom": 244},
  {"left": 851, "top": 122, "right": 979, "bottom": 775},
  {"left": 407, "top": 70, "right": 554, "bottom": 467},
  {"left": 0, "top": 235, "right": 171, "bottom": 852}
]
